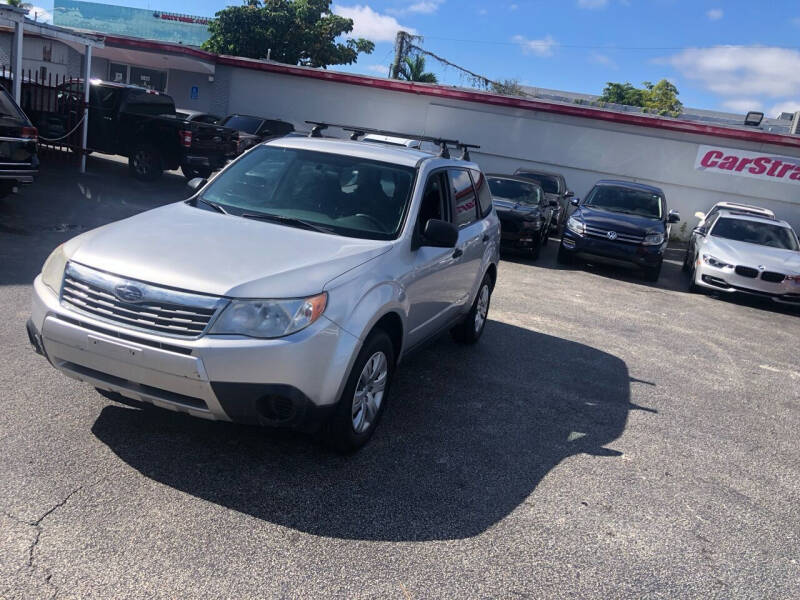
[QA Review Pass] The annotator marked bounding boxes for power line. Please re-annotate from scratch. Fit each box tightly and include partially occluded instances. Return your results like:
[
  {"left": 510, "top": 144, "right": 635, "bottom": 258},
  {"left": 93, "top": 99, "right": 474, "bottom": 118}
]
[{"left": 419, "top": 36, "right": 800, "bottom": 51}]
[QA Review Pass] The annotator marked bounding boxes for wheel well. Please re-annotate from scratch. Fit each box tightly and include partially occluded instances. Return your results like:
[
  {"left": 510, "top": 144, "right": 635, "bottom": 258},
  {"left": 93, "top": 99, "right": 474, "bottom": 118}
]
[
  {"left": 372, "top": 312, "right": 403, "bottom": 363},
  {"left": 486, "top": 263, "right": 497, "bottom": 291}
]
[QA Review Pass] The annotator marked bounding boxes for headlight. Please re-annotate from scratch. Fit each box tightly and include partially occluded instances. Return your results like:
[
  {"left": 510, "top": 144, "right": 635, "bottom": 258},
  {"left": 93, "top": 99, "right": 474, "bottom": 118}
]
[
  {"left": 702, "top": 254, "right": 733, "bottom": 269},
  {"left": 566, "top": 216, "right": 585, "bottom": 235},
  {"left": 209, "top": 293, "right": 327, "bottom": 338},
  {"left": 642, "top": 233, "right": 665, "bottom": 246},
  {"left": 41, "top": 244, "right": 68, "bottom": 294}
]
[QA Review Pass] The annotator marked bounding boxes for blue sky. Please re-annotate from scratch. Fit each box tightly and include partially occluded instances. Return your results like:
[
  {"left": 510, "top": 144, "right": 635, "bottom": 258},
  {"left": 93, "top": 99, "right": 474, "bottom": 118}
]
[{"left": 27, "top": 0, "right": 800, "bottom": 117}]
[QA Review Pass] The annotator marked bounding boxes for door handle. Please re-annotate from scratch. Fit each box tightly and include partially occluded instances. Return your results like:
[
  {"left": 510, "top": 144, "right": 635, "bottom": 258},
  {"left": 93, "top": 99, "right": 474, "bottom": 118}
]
[
  {"left": 452, "top": 248, "right": 464, "bottom": 259},
  {"left": 482, "top": 234, "right": 490, "bottom": 243}
]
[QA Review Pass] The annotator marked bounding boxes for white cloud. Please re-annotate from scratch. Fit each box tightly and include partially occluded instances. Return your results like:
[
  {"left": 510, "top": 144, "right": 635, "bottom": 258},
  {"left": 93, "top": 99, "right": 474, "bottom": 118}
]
[
  {"left": 366, "top": 64, "right": 390, "bottom": 75},
  {"left": 577, "top": 0, "right": 609, "bottom": 9},
  {"left": 663, "top": 46, "right": 800, "bottom": 98},
  {"left": 388, "top": 1, "right": 444, "bottom": 15},
  {"left": 513, "top": 34, "right": 556, "bottom": 57},
  {"left": 333, "top": 5, "right": 416, "bottom": 42},
  {"left": 28, "top": 6, "right": 53, "bottom": 23},
  {"left": 770, "top": 101, "right": 800, "bottom": 118},
  {"left": 706, "top": 8, "right": 723, "bottom": 21},
  {"left": 589, "top": 52, "right": 617, "bottom": 69},
  {"left": 720, "top": 99, "right": 763, "bottom": 113}
]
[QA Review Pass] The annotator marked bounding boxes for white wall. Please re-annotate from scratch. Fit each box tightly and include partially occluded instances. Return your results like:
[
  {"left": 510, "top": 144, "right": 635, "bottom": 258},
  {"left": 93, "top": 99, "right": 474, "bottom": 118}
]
[{"left": 219, "top": 65, "right": 800, "bottom": 238}]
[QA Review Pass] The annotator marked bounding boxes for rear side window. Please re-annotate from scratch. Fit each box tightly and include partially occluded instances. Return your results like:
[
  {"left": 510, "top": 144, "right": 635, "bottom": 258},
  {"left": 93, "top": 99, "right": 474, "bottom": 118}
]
[
  {"left": 470, "top": 169, "right": 492, "bottom": 217},
  {"left": 124, "top": 91, "right": 175, "bottom": 116},
  {"left": 448, "top": 169, "right": 478, "bottom": 227}
]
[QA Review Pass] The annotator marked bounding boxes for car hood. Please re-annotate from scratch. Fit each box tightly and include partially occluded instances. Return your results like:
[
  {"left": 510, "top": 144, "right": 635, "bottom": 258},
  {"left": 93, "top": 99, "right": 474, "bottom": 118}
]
[
  {"left": 493, "top": 198, "right": 541, "bottom": 218},
  {"left": 705, "top": 237, "right": 800, "bottom": 272},
  {"left": 69, "top": 202, "right": 392, "bottom": 298},
  {"left": 577, "top": 206, "right": 663, "bottom": 234}
]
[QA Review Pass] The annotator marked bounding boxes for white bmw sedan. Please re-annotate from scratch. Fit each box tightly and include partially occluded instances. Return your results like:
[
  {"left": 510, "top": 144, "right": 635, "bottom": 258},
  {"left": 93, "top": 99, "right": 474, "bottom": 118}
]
[{"left": 684, "top": 209, "right": 800, "bottom": 305}]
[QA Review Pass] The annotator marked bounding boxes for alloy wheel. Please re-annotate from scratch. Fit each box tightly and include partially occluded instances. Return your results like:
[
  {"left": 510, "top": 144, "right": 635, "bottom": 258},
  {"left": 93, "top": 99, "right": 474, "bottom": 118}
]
[{"left": 352, "top": 351, "right": 388, "bottom": 434}]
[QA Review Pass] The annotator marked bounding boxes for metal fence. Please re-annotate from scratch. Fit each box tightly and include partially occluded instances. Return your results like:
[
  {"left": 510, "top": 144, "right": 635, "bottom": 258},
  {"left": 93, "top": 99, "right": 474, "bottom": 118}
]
[{"left": 0, "top": 66, "right": 84, "bottom": 159}]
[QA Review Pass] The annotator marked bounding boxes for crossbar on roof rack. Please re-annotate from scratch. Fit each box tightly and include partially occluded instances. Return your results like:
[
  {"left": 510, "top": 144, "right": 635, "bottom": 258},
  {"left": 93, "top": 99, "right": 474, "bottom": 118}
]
[{"left": 303, "top": 121, "right": 480, "bottom": 160}]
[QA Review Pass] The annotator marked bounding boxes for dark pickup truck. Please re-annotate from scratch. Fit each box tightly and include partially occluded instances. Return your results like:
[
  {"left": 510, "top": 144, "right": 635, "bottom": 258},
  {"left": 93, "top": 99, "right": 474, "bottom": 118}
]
[{"left": 57, "top": 81, "right": 238, "bottom": 180}]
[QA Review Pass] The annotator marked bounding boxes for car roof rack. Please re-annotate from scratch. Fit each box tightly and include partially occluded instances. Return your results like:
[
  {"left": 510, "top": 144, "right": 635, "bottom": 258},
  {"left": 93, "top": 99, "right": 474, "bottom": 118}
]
[{"left": 304, "top": 121, "right": 479, "bottom": 160}]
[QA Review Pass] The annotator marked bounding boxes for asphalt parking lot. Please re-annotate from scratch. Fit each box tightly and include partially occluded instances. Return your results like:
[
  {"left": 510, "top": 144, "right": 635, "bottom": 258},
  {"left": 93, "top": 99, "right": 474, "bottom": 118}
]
[{"left": 1, "top": 156, "right": 799, "bottom": 599}]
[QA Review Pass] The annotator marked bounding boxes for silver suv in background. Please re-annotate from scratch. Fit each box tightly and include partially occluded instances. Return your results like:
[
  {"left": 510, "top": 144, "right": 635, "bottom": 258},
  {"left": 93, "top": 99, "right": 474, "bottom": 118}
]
[{"left": 28, "top": 130, "right": 501, "bottom": 451}]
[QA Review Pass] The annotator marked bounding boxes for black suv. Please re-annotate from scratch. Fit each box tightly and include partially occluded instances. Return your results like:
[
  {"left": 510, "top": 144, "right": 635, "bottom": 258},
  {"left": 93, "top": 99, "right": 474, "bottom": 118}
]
[
  {"left": 0, "top": 84, "right": 38, "bottom": 198},
  {"left": 514, "top": 168, "right": 573, "bottom": 233},
  {"left": 557, "top": 180, "right": 680, "bottom": 281}
]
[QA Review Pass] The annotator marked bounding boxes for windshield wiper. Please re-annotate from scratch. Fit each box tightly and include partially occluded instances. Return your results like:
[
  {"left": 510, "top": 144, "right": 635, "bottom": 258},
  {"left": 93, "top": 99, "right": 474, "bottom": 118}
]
[
  {"left": 241, "top": 212, "right": 336, "bottom": 234},
  {"left": 191, "top": 197, "right": 227, "bottom": 214}
]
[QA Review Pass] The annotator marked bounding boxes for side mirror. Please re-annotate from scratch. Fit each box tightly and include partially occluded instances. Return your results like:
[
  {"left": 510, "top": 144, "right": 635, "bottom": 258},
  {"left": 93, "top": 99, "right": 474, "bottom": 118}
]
[
  {"left": 187, "top": 177, "right": 207, "bottom": 192},
  {"left": 422, "top": 219, "right": 458, "bottom": 248},
  {"left": 668, "top": 210, "right": 681, "bottom": 223},
  {"left": 565, "top": 190, "right": 575, "bottom": 198},
  {"left": 570, "top": 197, "right": 580, "bottom": 206},
  {"left": 692, "top": 227, "right": 706, "bottom": 237}
]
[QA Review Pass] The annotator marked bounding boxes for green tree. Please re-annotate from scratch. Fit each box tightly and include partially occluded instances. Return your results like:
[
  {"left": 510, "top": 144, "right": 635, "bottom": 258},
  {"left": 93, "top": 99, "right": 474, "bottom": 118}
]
[
  {"left": 3, "top": 0, "right": 32, "bottom": 8},
  {"left": 398, "top": 55, "right": 438, "bottom": 83},
  {"left": 599, "top": 79, "right": 682, "bottom": 116},
  {"left": 203, "top": 0, "right": 375, "bottom": 68},
  {"left": 491, "top": 79, "right": 526, "bottom": 97}
]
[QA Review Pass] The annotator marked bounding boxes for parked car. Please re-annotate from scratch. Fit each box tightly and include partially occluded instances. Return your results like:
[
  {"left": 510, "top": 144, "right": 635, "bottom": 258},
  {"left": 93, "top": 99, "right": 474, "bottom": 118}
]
[
  {"left": 694, "top": 201, "right": 775, "bottom": 229},
  {"left": 55, "top": 80, "right": 238, "bottom": 180},
  {"left": 0, "top": 83, "right": 38, "bottom": 198},
  {"left": 514, "top": 168, "right": 574, "bottom": 234},
  {"left": 487, "top": 174, "right": 554, "bottom": 259},
  {"left": 558, "top": 180, "right": 680, "bottom": 281},
  {"left": 174, "top": 109, "right": 221, "bottom": 124},
  {"left": 683, "top": 209, "right": 800, "bottom": 304},
  {"left": 220, "top": 114, "right": 295, "bottom": 154},
  {"left": 27, "top": 133, "right": 500, "bottom": 451}
]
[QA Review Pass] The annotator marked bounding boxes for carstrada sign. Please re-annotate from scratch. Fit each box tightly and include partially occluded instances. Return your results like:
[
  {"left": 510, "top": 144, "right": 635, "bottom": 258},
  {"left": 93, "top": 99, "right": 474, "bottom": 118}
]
[{"left": 695, "top": 145, "right": 800, "bottom": 185}]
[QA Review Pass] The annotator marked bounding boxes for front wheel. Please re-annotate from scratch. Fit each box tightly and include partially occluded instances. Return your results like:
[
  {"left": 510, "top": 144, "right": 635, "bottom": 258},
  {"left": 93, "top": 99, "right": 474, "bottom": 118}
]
[
  {"left": 325, "top": 329, "right": 395, "bottom": 453},
  {"left": 451, "top": 274, "right": 492, "bottom": 344},
  {"left": 181, "top": 164, "right": 213, "bottom": 180},
  {"left": 128, "top": 145, "right": 163, "bottom": 181},
  {"left": 643, "top": 262, "right": 662, "bottom": 282}
]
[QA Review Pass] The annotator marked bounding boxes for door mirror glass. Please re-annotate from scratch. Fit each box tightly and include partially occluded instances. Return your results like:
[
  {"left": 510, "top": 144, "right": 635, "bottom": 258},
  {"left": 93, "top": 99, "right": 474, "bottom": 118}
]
[
  {"left": 423, "top": 219, "right": 458, "bottom": 248},
  {"left": 693, "top": 226, "right": 706, "bottom": 236},
  {"left": 187, "top": 177, "right": 207, "bottom": 192},
  {"left": 668, "top": 210, "right": 681, "bottom": 223}
]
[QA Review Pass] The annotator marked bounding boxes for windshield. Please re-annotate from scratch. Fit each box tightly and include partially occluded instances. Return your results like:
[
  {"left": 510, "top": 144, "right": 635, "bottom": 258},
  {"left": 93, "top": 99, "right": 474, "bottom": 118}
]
[
  {"left": 222, "top": 115, "right": 263, "bottom": 134},
  {"left": 199, "top": 145, "right": 416, "bottom": 240},
  {"left": 584, "top": 186, "right": 663, "bottom": 219},
  {"left": 711, "top": 218, "right": 799, "bottom": 251},
  {"left": 517, "top": 173, "right": 560, "bottom": 194},
  {"left": 488, "top": 178, "right": 540, "bottom": 206}
]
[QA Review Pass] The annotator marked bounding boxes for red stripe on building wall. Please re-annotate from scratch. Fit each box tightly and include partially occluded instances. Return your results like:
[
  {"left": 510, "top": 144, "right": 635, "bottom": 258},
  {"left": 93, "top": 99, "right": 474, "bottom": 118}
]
[{"left": 101, "top": 34, "right": 800, "bottom": 151}]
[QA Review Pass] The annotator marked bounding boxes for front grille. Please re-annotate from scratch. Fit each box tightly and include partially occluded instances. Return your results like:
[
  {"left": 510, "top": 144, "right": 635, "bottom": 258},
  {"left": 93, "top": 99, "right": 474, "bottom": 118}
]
[
  {"left": 761, "top": 271, "right": 785, "bottom": 283},
  {"left": 61, "top": 262, "right": 225, "bottom": 338},
  {"left": 584, "top": 225, "right": 643, "bottom": 244},
  {"left": 735, "top": 265, "right": 759, "bottom": 278}
]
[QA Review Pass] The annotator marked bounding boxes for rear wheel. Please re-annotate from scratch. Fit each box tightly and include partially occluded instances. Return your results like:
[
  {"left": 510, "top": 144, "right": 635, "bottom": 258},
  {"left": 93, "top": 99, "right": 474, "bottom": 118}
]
[
  {"left": 129, "top": 145, "right": 163, "bottom": 181},
  {"left": 325, "top": 329, "right": 394, "bottom": 452},
  {"left": 451, "top": 274, "right": 492, "bottom": 344}
]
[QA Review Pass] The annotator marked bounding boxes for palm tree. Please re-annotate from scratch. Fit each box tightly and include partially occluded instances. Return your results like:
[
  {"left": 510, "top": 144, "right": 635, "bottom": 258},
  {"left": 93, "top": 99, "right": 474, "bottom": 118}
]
[{"left": 398, "top": 55, "right": 438, "bottom": 84}]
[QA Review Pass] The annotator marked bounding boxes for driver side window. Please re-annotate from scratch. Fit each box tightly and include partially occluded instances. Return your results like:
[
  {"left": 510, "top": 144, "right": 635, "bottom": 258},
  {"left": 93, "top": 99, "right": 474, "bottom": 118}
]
[{"left": 417, "top": 172, "right": 449, "bottom": 234}]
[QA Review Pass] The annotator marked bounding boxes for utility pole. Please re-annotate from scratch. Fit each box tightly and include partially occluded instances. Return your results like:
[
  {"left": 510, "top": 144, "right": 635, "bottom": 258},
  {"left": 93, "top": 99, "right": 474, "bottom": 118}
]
[{"left": 390, "top": 31, "right": 407, "bottom": 79}]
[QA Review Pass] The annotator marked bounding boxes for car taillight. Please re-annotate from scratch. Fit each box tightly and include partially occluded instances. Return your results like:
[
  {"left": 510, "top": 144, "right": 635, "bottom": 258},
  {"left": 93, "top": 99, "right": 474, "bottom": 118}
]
[
  {"left": 21, "top": 126, "right": 37, "bottom": 141},
  {"left": 179, "top": 130, "right": 192, "bottom": 148}
]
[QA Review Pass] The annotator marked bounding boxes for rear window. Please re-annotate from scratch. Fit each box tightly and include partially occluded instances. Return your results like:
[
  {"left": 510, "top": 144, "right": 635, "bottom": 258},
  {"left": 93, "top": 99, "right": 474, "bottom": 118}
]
[
  {"left": 470, "top": 169, "right": 493, "bottom": 217},
  {"left": 222, "top": 115, "right": 263, "bottom": 134},
  {"left": 517, "top": 172, "right": 560, "bottom": 194},
  {"left": 124, "top": 91, "right": 175, "bottom": 116},
  {"left": 711, "top": 218, "right": 799, "bottom": 251},
  {"left": 0, "top": 87, "right": 25, "bottom": 121}
]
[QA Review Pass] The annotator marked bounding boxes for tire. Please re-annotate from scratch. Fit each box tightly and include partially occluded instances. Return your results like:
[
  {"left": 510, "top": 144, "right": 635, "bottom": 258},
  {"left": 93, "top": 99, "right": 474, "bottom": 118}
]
[
  {"left": 643, "top": 261, "right": 662, "bottom": 282},
  {"left": 181, "top": 164, "right": 213, "bottom": 180},
  {"left": 530, "top": 238, "right": 541, "bottom": 261},
  {"left": 681, "top": 245, "right": 693, "bottom": 272},
  {"left": 128, "top": 145, "right": 163, "bottom": 181},
  {"left": 557, "top": 242, "right": 572, "bottom": 265},
  {"left": 688, "top": 258, "right": 700, "bottom": 293},
  {"left": 325, "top": 329, "right": 395, "bottom": 453},
  {"left": 451, "top": 273, "right": 492, "bottom": 345},
  {"left": 541, "top": 228, "right": 548, "bottom": 246}
]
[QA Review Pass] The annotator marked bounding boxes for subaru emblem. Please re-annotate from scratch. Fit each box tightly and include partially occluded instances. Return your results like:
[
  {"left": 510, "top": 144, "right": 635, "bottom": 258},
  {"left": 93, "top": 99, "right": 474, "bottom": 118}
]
[
  {"left": 114, "top": 284, "right": 144, "bottom": 303},
  {"left": 607, "top": 231, "right": 618, "bottom": 240}
]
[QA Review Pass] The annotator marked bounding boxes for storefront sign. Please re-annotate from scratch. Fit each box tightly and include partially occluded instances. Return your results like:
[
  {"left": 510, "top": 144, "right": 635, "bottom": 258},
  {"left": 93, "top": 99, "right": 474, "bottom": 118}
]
[{"left": 695, "top": 144, "right": 800, "bottom": 185}]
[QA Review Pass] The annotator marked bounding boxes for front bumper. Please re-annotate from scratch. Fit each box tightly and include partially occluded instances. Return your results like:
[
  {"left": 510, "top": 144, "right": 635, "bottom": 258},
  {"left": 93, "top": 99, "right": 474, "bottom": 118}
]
[
  {"left": 500, "top": 228, "right": 540, "bottom": 250},
  {"left": 694, "top": 262, "right": 800, "bottom": 305},
  {"left": 560, "top": 230, "right": 664, "bottom": 268},
  {"left": 29, "top": 276, "right": 358, "bottom": 429}
]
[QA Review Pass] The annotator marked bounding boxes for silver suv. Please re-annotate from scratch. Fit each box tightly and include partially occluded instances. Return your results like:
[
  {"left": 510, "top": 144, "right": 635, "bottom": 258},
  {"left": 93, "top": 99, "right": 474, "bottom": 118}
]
[{"left": 28, "top": 133, "right": 501, "bottom": 450}]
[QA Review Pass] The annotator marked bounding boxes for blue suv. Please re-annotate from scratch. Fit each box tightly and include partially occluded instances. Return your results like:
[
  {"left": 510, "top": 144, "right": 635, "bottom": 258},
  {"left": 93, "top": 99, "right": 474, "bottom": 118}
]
[{"left": 557, "top": 180, "right": 680, "bottom": 281}]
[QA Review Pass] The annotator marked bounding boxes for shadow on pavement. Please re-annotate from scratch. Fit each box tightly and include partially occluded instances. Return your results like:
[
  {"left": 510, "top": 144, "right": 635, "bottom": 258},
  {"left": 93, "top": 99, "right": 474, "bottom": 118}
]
[{"left": 92, "top": 320, "right": 652, "bottom": 542}]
